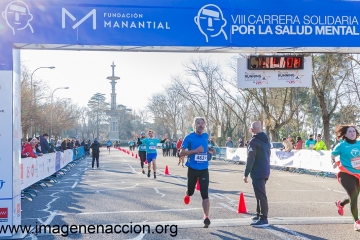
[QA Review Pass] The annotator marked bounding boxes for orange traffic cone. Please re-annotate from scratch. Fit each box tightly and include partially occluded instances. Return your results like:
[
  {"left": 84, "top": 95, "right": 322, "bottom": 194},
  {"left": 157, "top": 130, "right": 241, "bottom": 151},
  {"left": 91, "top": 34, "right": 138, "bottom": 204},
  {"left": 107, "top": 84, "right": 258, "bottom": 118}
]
[
  {"left": 196, "top": 178, "right": 200, "bottom": 191},
  {"left": 135, "top": 154, "right": 138, "bottom": 159},
  {"left": 132, "top": 152, "right": 134, "bottom": 157},
  {"left": 164, "top": 165, "right": 170, "bottom": 175},
  {"left": 237, "top": 192, "right": 247, "bottom": 213}
]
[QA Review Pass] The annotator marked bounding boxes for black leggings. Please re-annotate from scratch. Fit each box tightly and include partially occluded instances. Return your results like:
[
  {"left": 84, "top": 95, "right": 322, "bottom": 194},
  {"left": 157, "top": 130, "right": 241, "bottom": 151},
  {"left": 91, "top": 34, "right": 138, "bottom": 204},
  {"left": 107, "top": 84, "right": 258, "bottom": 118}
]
[
  {"left": 187, "top": 168, "right": 209, "bottom": 200},
  {"left": 138, "top": 151, "right": 146, "bottom": 168},
  {"left": 339, "top": 172, "right": 360, "bottom": 221}
]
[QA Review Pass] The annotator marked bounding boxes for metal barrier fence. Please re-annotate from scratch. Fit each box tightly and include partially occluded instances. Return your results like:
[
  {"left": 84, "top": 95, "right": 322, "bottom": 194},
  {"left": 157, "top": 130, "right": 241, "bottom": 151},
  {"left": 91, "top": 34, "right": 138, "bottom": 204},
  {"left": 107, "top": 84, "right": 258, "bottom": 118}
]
[{"left": 21, "top": 147, "right": 86, "bottom": 200}]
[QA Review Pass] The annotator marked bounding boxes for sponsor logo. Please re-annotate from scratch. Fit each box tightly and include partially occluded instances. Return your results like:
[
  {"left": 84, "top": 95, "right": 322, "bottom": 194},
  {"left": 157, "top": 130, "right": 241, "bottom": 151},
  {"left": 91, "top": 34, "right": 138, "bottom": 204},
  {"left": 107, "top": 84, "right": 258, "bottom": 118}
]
[
  {"left": 62, "top": 8, "right": 96, "bottom": 30},
  {"left": 194, "top": 4, "right": 228, "bottom": 42},
  {"left": 2, "top": 1, "right": 34, "bottom": 35},
  {"left": 0, "top": 180, "right": 4, "bottom": 189},
  {"left": 0, "top": 208, "right": 8, "bottom": 222},
  {"left": 277, "top": 70, "right": 304, "bottom": 84},
  {"left": 16, "top": 203, "right": 20, "bottom": 217},
  {"left": 245, "top": 71, "right": 270, "bottom": 85}
]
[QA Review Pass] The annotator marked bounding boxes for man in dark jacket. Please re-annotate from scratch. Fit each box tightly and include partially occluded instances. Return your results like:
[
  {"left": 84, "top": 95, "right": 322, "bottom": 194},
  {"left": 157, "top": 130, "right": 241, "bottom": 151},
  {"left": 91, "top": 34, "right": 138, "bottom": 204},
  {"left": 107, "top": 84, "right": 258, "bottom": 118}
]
[
  {"left": 40, "top": 133, "right": 50, "bottom": 154},
  {"left": 90, "top": 138, "right": 101, "bottom": 169},
  {"left": 243, "top": 121, "right": 271, "bottom": 228}
]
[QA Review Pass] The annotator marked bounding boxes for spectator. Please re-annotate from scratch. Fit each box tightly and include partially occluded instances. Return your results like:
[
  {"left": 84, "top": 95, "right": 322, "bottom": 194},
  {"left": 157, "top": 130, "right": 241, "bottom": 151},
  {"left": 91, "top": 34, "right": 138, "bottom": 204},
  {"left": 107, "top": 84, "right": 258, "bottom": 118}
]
[
  {"left": 225, "top": 137, "right": 234, "bottom": 148},
  {"left": 81, "top": 139, "right": 85, "bottom": 147},
  {"left": 238, "top": 138, "right": 245, "bottom": 148},
  {"left": 209, "top": 137, "right": 216, "bottom": 148},
  {"left": 305, "top": 134, "right": 316, "bottom": 149},
  {"left": 49, "top": 138, "right": 55, "bottom": 153},
  {"left": 90, "top": 138, "right": 101, "bottom": 169},
  {"left": 21, "top": 139, "right": 38, "bottom": 158},
  {"left": 61, "top": 140, "right": 67, "bottom": 150},
  {"left": 281, "top": 137, "right": 293, "bottom": 152},
  {"left": 314, "top": 135, "right": 327, "bottom": 150},
  {"left": 288, "top": 135, "right": 296, "bottom": 148},
  {"left": 295, "top": 136, "right": 303, "bottom": 150},
  {"left": 39, "top": 133, "right": 50, "bottom": 154},
  {"left": 75, "top": 139, "right": 81, "bottom": 147}
]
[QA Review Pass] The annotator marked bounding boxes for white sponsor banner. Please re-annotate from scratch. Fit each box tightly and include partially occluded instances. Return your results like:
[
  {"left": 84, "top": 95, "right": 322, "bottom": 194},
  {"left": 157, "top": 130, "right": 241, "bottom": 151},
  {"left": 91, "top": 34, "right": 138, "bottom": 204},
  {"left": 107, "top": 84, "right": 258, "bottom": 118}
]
[
  {"left": 20, "top": 150, "right": 73, "bottom": 190},
  {"left": 12, "top": 49, "right": 21, "bottom": 227},
  {"left": 237, "top": 57, "right": 312, "bottom": 88},
  {"left": 0, "top": 71, "right": 13, "bottom": 199},
  {"left": 226, "top": 147, "right": 338, "bottom": 174},
  {"left": 226, "top": 147, "right": 247, "bottom": 162}
]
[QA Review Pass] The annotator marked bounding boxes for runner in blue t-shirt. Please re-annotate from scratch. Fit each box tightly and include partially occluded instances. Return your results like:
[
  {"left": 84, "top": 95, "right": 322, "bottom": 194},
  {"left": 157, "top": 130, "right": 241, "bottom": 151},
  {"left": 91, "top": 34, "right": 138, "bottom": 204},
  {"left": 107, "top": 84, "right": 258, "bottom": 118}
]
[
  {"left": 137, "top": 131, "right": 147, "bottom": 174},
  {"left": 179, "top": 117, "right": 216, "bottom": 228},
  {"left": 138, "top": 130, "right": 167, "bottom": 179},
  {"left": 106, "top": 139, "right": 112, "bottom": 154}
]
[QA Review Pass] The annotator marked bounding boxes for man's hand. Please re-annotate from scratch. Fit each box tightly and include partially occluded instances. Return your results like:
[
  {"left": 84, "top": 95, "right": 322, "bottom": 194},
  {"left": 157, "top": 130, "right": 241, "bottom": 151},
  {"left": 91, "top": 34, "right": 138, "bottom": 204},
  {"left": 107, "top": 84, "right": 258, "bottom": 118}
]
[
  {"left": 243, "top": 176, "right": 248, "bottom": 183},
  {"left": 195, "top": 145, "right": 204, "bottom": 153},
  {"left": 333, "top": 162, "right": 337, "bottom": 169}
]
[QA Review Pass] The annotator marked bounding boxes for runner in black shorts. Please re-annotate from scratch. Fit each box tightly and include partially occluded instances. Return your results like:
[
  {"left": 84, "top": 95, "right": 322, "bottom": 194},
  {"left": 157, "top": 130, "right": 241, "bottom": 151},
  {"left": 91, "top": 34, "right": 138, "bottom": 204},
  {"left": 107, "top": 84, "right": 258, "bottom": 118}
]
[
  {"left": 137, "top": 131, "right": 147, "bottom": 174},
  {"left": 179, "top": 117, "right": 216, "bottom": 228}
]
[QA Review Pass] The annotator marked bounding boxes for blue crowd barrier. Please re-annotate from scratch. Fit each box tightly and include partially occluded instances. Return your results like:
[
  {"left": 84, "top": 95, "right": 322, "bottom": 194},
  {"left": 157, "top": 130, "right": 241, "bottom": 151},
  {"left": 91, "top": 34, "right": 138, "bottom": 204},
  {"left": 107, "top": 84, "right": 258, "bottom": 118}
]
[
  {"left": 213, "top": 147, "right": 227, "bottom": 160},
  {"left": 73, "top": 146, "right": 86, "bottom": 160}
]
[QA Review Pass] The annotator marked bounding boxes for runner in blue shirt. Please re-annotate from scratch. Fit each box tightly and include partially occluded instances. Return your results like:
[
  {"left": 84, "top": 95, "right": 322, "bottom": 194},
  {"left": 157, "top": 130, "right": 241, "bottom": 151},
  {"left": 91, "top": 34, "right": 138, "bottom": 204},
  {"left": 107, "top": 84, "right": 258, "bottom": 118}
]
[
  {"left": 179, "top": 117, "right": 216, "bottom": 228},
  {"left": 106, "top": 139, "right": 112, "bottom": 154},
  {"left": 137, "top": 131, "right": 147, "bottom": 174},
  {"left": 138, "top": 130, "right": 167, "bottom": 179}
]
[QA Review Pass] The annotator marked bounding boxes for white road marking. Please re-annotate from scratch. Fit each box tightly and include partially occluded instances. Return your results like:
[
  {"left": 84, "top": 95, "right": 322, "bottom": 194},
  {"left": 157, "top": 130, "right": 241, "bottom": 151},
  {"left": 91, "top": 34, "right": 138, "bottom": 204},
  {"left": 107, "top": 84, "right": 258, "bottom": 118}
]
[
  {"left": 130, "top": 221, "right": 148, "bottom": 240},
  {"left": 264, "top": 227, "right": 290, "bottom": 240},
  {"left": 43, "top": 210, "right": 58, "bottom": 225},
  {"left": 322, "top": 186, "right": 346, "bottom": 194},
  {"left": 128, "top": 163, "right": 136, "bottom": 173},
  {"left": 276, "top": 225, "right": 312, "bottom": 240},
  {"left": 57, "top": 207, "right": 223, "bottom": 216},
  {"left": 210, "top": 193, "right": 224, "bottom": 199},
  {"left": 71, "top": 181, "right": 78, "bottom": 188},
  {"left": 218, "top": 203, "right": 237, "bottom": 212},
  {"left": 154, "top": 188, "right": 165, "bottom": 197}
]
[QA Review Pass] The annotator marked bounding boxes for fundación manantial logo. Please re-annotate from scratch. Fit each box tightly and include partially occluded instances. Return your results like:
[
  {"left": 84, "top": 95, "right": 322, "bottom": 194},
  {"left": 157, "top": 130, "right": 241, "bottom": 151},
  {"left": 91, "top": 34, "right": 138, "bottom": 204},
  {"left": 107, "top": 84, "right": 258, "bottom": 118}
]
[
  {"left": 2, "top": 0, "right": 33, "bottom": 35},
  {"left": 194, "top": 4, "right": 228, "bottom": 42}
]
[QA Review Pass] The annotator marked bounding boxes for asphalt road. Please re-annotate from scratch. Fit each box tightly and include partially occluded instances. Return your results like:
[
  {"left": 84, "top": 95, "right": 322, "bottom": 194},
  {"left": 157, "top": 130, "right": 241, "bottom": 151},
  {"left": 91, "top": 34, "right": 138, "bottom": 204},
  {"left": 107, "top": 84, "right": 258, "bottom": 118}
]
[{"left": 16, "top": 147, "right": 360, "bottom": 239}]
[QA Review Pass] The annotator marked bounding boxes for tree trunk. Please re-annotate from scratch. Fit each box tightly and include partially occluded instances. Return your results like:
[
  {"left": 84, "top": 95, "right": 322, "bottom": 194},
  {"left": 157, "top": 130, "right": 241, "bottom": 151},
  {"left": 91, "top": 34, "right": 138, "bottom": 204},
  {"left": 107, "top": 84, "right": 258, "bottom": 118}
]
[{"left": 323, "top": 116, "right": 330, "bottom": 149}]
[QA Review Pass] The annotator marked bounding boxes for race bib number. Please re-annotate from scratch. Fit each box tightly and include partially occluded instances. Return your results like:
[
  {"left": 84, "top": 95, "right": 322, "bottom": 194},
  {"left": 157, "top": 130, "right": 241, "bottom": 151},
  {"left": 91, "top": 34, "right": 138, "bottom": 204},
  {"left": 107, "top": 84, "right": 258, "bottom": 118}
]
[
  {"left": 149, "top": 146, "right": 156, "bottom": 150},
  {"left": 194, "top": 154, "right": 207, "bottom": 162},
  {"left": 140, "top": 146, "right": 146, "bottom": 150},
  {"left": 351, "top": 157, "right": 360, "bottom": 170}
]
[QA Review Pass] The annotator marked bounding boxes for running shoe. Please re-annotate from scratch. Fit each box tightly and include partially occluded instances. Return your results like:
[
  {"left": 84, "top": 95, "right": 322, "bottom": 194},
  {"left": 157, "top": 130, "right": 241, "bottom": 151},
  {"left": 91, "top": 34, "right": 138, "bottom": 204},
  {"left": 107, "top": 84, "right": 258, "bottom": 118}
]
[
  {"left": 354, "top": 220, "right": 360, "bottom": 231},
  {"left": 184, "top": 194, "right": 190, "bottom": 205},
  {"left": 203, "top": 217, "right": 211, "bottom": 228},
  {"left": 154, "top": 173, "right": 157, "bottom": 179},
  {"left": 250, "top": 218, "right": 269, "bottom": 228},
  {"left": 335, "top": 200, "right": 344, "bottom": 216},
  {"left": 147, "top": 171, "right": 150, "bottom": 178},
  {"left": 252, "top": 215, "right": 260, "bottom": 222},
  {"left": 142, "top": 169, "right": 145, "bottom": 174}
]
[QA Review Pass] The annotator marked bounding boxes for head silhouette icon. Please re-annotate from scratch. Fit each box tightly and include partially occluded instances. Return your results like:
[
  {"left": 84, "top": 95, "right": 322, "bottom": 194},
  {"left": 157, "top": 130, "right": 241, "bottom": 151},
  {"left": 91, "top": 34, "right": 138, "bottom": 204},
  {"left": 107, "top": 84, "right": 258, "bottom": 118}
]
[
  {"left": 2, "top": 0, "right": 34, "bottom": 35},
  {"left": 194, "top": 4, "right": 228, "bottom": 42}
]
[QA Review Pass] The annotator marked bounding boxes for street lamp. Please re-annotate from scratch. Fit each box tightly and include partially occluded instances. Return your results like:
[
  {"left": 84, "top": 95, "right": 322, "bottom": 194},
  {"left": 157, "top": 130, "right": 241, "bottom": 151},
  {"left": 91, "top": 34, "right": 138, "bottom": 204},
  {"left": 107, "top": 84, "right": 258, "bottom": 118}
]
[
  {"left": 30, "top": 66, "right": 55, "bottom": 137},
  {"left": 50, "top": 87, "right": 69, "bottom": 138}
]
